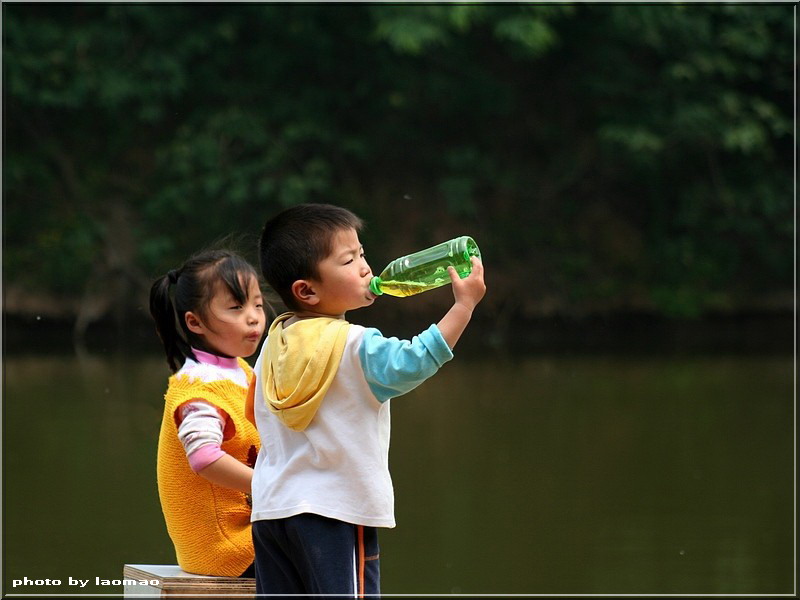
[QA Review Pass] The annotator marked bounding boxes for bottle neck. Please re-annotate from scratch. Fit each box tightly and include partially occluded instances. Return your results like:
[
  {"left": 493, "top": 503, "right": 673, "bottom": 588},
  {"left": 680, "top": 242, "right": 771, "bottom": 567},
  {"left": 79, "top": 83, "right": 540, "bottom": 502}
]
[{"left": 369, "top": 276, "right": 383, "bottom": 296}]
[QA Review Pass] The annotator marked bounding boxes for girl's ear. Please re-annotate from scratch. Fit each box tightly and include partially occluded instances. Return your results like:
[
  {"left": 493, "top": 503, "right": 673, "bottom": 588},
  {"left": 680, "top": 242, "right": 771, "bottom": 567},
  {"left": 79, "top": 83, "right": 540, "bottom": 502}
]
[
  {"left": 291, "top": 279, "right": 320, "bottom": 307},
  {"left": 185, "top": 311, "right": 205, "bottom": 335}
]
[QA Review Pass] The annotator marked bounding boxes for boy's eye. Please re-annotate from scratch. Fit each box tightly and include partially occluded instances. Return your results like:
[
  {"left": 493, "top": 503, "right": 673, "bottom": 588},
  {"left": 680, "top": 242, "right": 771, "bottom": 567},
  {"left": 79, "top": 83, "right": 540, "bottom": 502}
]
[{"left": 345, "top": 252, "right": 365, "bottom": 265}]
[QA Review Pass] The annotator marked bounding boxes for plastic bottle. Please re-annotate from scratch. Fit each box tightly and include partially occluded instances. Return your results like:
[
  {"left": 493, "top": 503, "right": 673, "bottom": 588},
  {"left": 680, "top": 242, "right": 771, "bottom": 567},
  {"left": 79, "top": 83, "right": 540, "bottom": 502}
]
[{"left": 369, "top": 236, "right": 481, "bottom": 297}]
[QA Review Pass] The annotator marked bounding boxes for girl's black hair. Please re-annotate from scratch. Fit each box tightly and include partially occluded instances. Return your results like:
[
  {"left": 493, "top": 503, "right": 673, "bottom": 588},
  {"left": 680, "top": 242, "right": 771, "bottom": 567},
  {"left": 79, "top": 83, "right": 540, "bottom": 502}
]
[{"left": 149, "top": 249, "right": 260, "bottom": 372}]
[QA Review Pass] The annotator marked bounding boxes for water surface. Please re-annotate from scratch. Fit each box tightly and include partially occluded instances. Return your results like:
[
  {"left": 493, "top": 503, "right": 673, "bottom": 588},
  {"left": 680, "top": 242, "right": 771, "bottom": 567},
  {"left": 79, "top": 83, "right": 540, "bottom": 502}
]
[{"left": 2, "top": 350, "right": 794, "bottom": 595}]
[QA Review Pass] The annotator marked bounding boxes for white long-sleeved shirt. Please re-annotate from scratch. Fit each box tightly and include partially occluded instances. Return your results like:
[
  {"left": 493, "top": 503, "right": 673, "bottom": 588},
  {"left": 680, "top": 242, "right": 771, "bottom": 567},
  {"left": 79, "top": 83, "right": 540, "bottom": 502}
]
[{"left": 251, "top": 322, "right": 453, "bottom": 528}]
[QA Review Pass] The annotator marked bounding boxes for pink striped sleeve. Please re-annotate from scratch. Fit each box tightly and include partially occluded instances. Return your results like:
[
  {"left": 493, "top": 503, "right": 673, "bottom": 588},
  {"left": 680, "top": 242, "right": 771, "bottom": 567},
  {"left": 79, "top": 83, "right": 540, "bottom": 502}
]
[{"left": 187, "top": 444, "right": 226, "bottom": 472}]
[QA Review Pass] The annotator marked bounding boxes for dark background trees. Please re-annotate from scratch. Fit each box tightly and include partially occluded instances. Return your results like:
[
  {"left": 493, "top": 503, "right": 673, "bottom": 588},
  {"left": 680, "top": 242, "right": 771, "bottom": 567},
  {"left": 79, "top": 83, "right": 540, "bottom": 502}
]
[{"left": 3, "top": 4, "right": 794, "bottom": 342}]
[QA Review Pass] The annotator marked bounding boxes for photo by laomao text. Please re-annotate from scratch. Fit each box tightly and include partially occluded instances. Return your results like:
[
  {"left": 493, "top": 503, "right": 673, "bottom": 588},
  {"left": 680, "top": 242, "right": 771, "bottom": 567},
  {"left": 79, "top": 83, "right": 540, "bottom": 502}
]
[{"left": 11, "top": 576, "right": 160, "bottom": 588}]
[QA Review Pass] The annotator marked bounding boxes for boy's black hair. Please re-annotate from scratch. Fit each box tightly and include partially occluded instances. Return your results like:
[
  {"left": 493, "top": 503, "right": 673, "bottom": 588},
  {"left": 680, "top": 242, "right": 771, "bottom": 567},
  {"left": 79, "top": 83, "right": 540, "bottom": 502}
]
[
  {"left": 259, "top": 203, "right": 364, "bottom": 311},
  {"left": 149, "top": 249, "right": 260, "bottom": 372}
]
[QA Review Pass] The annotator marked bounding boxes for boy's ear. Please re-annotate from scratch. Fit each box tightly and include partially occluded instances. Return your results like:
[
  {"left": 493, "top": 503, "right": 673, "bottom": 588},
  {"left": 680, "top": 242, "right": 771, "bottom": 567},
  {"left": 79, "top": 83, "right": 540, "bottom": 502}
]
[
  {"left": 185, "top": 311, "right": 205, "bottom": 334},
  {"left": 291, "top": 279, "right": 319, "bottom": 307}
]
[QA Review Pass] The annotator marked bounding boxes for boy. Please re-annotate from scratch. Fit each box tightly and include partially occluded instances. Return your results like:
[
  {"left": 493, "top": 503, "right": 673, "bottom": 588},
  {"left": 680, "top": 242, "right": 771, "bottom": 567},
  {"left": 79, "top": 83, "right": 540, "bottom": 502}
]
[{"left": 248, "top": 203, "right": 485, "bottom": 596}]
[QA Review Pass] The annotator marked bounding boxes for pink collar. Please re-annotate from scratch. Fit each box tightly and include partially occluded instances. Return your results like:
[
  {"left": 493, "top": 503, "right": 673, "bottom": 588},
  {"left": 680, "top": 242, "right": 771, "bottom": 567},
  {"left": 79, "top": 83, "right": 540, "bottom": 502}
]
[{"left": 191, "top": 348, "right": 240, "bottom": 370}]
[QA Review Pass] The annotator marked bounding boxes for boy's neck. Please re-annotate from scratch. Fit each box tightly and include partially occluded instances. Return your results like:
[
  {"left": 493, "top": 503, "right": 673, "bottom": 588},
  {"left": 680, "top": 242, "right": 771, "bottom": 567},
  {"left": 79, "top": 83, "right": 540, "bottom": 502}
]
[{"left": 290, "top": 309, "right": 347, "bottom": 322}]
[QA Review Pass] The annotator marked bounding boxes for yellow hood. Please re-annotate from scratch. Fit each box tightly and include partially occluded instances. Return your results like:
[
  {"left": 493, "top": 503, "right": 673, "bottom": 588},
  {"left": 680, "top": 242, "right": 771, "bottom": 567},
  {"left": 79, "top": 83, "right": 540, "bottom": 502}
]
[{"left": 261, "top": 312, "right": 350, "bottom": 431}]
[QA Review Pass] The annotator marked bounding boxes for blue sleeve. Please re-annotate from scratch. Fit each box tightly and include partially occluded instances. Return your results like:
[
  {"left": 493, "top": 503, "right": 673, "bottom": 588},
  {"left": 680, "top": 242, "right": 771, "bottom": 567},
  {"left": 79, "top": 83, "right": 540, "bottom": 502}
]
[{"left": 358, "top": 324, "right": 454, "bottom": 403}]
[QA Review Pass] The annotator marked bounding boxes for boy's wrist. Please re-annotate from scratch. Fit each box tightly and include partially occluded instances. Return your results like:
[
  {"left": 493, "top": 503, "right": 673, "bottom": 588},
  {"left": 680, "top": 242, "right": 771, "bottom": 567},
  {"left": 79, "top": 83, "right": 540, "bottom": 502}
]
[{"left": 452, "top": 301, "right": 475, "bottom": 315}]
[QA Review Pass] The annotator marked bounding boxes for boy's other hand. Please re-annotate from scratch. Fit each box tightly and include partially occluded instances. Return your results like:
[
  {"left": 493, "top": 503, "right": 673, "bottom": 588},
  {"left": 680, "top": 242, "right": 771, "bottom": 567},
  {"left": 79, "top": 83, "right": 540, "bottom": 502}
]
[{"left": 447, "top": 256, "right": 486, "bottom": 312}]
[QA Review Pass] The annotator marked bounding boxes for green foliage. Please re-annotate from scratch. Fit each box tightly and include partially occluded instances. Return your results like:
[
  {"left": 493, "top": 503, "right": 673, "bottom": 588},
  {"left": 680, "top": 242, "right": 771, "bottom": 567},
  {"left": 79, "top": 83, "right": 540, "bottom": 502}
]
[{"left": 2, "top": 4, "right": 793, "bottom": 321}]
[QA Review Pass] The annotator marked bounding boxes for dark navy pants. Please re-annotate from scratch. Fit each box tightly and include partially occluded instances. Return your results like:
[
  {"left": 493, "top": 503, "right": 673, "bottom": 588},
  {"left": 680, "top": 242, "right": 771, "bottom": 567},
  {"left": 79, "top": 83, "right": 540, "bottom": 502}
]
[{"left": 253, "top": 513, "right": 380, "bottom": 597}]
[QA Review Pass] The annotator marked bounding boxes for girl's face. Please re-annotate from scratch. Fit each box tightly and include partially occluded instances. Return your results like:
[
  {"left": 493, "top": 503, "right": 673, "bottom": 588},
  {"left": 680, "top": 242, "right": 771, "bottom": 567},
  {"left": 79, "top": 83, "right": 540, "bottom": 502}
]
[
  {"left": 294, "top": 228, "right": 375, "bottom": 318},
  {"left": 185, "top": 274, "right": 266, "bottom": 358}
]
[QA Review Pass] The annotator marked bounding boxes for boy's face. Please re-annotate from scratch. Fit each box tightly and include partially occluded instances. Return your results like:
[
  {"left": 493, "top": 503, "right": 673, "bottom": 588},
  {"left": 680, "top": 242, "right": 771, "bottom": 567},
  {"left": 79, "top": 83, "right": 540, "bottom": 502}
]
[{"left": 293, "top": 228, "right": 375, "bottom": 317}]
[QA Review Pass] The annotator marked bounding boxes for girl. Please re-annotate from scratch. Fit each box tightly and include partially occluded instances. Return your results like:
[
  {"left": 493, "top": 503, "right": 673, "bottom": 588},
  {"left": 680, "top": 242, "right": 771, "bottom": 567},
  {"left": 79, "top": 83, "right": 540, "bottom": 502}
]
[{"left": 149, "top": 249, "right": 266, "bottom": 577}]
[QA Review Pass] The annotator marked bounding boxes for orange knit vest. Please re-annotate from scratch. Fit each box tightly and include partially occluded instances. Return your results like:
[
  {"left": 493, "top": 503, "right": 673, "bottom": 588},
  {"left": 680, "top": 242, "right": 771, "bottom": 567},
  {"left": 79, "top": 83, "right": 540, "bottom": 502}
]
[{"left": 156, "top": 358, "right": 259, "bottom": 576}]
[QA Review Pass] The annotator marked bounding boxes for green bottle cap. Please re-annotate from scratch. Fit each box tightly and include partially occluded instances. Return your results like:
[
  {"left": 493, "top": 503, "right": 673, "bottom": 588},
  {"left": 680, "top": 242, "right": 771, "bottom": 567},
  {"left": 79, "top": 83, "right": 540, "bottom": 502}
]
[{"left": 369, "top": 276, "right": 383, "bottom": 296}]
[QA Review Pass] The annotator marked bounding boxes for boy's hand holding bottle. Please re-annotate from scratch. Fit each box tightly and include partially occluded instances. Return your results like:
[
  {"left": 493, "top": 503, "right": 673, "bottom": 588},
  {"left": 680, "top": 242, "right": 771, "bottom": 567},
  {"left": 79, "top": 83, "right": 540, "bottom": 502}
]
[
  {"left": 447, "top": 255, "right": 486, "bottom": 313},
  {"left": 437, "top": 255, "right": 485, "bottom": 349}
]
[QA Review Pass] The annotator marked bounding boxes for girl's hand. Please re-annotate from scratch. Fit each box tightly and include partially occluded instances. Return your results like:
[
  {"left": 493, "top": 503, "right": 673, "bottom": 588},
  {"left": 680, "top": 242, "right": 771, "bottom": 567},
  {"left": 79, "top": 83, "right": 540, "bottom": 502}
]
[
  {"left": 447, "top": 256, "right": 486, "bottom": 312},
  {"left": 197, "top": 454, "right": 253, "bottom": 495}
]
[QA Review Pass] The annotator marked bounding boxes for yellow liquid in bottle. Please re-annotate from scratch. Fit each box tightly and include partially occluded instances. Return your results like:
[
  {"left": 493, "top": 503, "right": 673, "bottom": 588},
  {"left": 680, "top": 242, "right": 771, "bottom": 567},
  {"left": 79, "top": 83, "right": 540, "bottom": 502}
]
[{"left": 375, "top": 280, "right": 440, "bottom": 297}]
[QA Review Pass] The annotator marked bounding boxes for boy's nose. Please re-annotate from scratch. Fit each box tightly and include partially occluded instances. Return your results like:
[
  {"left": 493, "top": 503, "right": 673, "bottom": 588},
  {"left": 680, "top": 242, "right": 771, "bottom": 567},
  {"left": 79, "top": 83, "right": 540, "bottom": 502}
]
[{"left": 360, "top": 261, "right": 372, "bottom": 277}]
